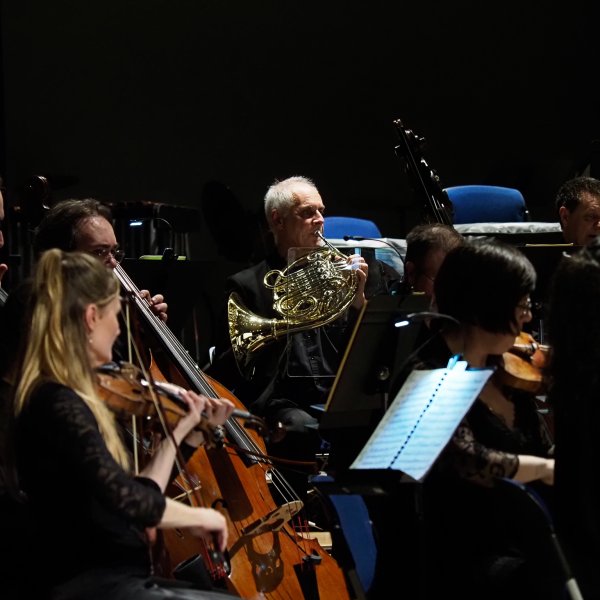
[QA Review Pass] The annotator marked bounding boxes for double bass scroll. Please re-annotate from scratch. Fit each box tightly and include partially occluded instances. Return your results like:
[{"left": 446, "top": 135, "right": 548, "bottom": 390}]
[{"left": 393, "top": 117, "right": 454, "bottom": 226}]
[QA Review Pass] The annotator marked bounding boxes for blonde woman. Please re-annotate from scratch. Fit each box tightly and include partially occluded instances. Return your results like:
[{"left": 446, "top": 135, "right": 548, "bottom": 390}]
[{"left": 9, "top": 249, "right": 239, "bottom": 600}]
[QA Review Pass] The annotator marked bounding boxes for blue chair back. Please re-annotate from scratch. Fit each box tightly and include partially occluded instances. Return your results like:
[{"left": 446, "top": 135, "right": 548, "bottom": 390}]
[
  {"left": 444, "top": 185, "right": 529, "bottom": 224},
  {"left": 310, "top": 474, "right": 377, "bottom": 597},
  {"left": 323, "top": 216, "right": 382, "bottom": 239}
]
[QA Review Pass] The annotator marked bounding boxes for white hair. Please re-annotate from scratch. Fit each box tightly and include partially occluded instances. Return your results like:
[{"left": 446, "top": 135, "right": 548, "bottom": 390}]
[{"left": 263, "top": 175, "right": 317, "bottom": 229}]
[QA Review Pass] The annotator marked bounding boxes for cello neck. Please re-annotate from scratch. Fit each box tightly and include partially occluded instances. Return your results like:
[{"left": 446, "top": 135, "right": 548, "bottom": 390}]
[{"left": 113, "top": 264, "right": 216, "bottom": 397}]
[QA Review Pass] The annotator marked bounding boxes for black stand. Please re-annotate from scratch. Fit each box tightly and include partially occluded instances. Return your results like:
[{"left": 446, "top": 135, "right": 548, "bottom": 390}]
[
  {"left": 310, "top": 470, "right": 426, "bottom": 600},
  {"left": 313, "top": 293, "right": 429, "bottom": 598},
  {"left": 319, "top": 293, "right": 430, "bottom": 473},
  {"left": 318, "top": 355, "right": 493, "bottom": 600},
  {"left": 517, "top": 244, "right": 578, "bottom": 342}
]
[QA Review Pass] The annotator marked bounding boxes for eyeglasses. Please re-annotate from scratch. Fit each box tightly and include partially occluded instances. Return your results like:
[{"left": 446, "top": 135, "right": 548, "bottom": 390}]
[
  {"left": 517, "top": 298, "right": 533, "bottom": 313},
  {"left": 90, "top": 246, "right": 125, "bottom": 263}
]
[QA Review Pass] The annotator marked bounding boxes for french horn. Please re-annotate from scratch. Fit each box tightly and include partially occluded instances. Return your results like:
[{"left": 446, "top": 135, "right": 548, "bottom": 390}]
[{"left": 228, "top": 233, "right": 359, "bottom": 370}]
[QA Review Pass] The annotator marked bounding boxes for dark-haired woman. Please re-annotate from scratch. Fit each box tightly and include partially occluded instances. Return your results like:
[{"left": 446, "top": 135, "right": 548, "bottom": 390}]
[{"left": 370, "top": 239, "right": 559, "bottom": 600}]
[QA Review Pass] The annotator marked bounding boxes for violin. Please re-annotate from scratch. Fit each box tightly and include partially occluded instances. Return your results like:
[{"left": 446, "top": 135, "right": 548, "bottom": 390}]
[
  {"left": 97, "top": 362, "right": 184, "bottom": 420},
  {"left": 96, "top": 361, "right": 266, "bottom": 446},
  {"left": 497, "top": 331, "right": 550, "bottom": 394}
]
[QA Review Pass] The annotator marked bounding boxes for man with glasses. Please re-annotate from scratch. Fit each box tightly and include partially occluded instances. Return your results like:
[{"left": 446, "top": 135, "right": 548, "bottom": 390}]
[
  {"left": 32, "top": 198, "right": 167, "bottom": 320},
  {"left": 0, "top": 199, "right": 168, "bottom": 387}
]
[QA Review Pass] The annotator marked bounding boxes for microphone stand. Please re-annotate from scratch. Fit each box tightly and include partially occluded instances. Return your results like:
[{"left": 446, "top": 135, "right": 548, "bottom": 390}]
[
  {"left": 388, "top": 311, "right": 460, "bottom": 410},
  {"left": 342, "top": 235, "right": 406, "bottom": 266}
]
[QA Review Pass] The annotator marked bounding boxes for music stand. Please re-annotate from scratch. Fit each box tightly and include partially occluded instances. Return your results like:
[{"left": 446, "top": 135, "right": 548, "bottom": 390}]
[
  {"left": 318, "top": 292, "right": 430, "bottom": 473},
  {"left": 316, "top": 359, "right": 494, "bottom": 600}
]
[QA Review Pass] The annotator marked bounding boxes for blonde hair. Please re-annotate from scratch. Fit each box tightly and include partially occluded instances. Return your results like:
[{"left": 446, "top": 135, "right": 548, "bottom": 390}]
[{"left": 14, "top": 249, "right": 129, "bottom": 467}]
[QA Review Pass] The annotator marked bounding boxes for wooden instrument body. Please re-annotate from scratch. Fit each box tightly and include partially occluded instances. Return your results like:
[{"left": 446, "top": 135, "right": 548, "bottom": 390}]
[{"left": 117, "top": 264, "right": 351, "bottom": 599}]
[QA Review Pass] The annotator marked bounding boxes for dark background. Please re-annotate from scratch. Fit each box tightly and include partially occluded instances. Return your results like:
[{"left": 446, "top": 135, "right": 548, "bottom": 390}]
[
  {"left": 1, "top": 1, "right": 598, "bottom": 358},
  {"left": 2, "top": 1, "right": 598, "bottom": 235}
]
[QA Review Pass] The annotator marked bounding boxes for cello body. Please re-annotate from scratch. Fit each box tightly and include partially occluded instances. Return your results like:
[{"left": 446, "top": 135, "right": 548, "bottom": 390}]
[
  {"left": 118, "top": 266, "right": 351, "bottom": 599},
  {"left": 162, "top": 377, "right": 350, "bottom": 599}
]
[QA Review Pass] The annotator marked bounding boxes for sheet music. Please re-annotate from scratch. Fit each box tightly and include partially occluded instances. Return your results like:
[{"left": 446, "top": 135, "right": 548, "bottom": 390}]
[{"left": 350, "top": 362, "right": 493, "bottom": 481}]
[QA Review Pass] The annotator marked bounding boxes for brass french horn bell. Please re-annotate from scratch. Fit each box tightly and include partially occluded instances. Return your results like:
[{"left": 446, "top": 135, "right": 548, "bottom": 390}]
[{"left": 228, "top": 232, "right": 359, "bottom": 371}]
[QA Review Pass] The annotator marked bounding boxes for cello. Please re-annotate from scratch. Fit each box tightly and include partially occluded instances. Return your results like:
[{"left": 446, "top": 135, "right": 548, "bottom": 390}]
[{"left": 115, "top": 263, "right": 351, "bottom": 599}]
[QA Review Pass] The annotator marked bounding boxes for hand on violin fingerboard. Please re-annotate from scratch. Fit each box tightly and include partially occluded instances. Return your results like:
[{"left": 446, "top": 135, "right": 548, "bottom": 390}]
[{"left": 140, "top": 289, "right": 168, "bottom": 322}]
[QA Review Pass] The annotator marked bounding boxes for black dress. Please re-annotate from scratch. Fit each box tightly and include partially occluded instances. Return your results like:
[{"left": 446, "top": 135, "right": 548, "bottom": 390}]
[{"left": 14, "top": 381, "right": 235, "bottom": 600}]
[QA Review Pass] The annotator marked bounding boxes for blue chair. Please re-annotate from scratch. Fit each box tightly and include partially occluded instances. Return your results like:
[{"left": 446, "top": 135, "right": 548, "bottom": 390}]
[
  {"left": 310, "top": 474, "right": 377, "bottom": 599},
  {"left": 323, "top": 216, "right": 382, "bottom": 239},
  {"left": 444, "top": 185, "right": 529, "bottom": 224}
]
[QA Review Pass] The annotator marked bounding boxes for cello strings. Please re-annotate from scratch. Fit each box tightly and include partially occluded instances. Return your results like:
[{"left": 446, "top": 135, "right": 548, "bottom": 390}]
[
  {"left": 115, "top": 266, "right": 227, "bottom": 578},
  {"left": 115, "top": 264, "right": 318, "bottom": 563}
]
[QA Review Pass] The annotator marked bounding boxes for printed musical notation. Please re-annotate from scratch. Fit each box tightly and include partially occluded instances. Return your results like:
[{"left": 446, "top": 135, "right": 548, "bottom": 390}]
[{"left": 350, "top": 361, "right": 493, "bottom": 481}]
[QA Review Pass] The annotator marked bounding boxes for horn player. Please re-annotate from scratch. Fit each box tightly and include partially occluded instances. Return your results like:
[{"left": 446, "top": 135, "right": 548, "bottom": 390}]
[{"left": 207, "top": 175, "right": 400, "bottom": 500}]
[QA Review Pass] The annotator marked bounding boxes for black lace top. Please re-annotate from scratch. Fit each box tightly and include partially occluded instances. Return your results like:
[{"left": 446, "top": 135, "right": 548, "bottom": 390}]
[
  {"left": 16, "top": 381, "right": 166, "bottom": 587},
  {"left": 369, "top": 325, "right": 558, "bottom": 599},
  {"left": 403, "top": 327, "right": 553, "bottom": 486}
]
